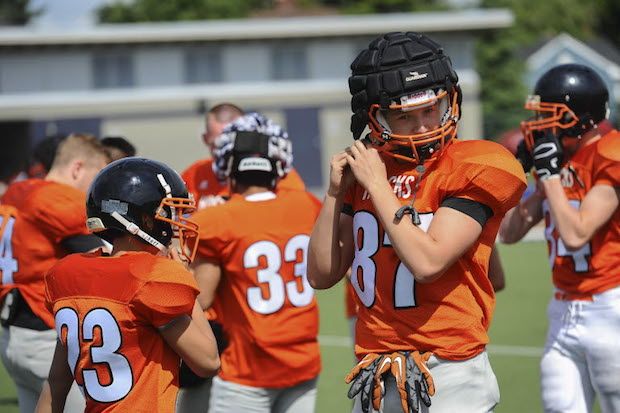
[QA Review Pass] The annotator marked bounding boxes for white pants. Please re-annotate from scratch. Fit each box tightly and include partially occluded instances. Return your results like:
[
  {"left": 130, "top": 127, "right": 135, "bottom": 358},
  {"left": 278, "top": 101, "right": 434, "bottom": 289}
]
[
  {"left": 0, "top": 326, "right": 85, "bottom": 413},
  {"left": 541, "top": 286, "right": 620, "bottom": 413},
  {"left": 352, "top": 350, "right": 499, "bottom": 413},
  {"left": 209, "top": 376, "right": 317, "bottom": 413}
]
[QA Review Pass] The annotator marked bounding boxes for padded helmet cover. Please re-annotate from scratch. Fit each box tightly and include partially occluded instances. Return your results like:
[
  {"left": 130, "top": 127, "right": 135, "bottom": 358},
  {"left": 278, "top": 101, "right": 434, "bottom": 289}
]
[{"left": 349, "top": 32, "right": 461, "bottom": 139}]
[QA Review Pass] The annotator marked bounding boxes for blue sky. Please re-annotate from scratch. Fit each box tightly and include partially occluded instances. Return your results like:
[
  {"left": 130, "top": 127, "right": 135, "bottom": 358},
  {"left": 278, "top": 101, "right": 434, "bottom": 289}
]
[{"left": 30, "top": 0, "right": 113, "bottom": 27}]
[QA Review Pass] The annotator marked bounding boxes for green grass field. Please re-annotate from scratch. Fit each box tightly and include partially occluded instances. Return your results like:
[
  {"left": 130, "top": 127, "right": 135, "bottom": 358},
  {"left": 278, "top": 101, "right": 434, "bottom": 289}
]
[{"left": 0, "top": 242, "right": 600, "bottom": 412}]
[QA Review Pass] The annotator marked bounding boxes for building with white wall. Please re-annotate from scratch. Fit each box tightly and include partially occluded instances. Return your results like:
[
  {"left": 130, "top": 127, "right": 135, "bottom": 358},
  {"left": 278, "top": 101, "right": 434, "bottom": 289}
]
[{"left": 0, "top": 9, "right": 513, "bottom": 189}]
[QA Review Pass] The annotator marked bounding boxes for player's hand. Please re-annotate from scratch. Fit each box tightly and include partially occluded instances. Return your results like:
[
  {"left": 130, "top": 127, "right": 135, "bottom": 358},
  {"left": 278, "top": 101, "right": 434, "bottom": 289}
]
[
  {"left": 346, "top": 139, "right": 387, "bottom": 194},
  {"left": 328, "top": 151, "right": 354, "bottom": 198},
  {"left": 532, "top": 131, "right": 563, "bottom": 181},
  {"left": 515, "top": 139, "right": 534, "bottom": 173},
  {"left": 406, "top": 351, "right": 435, "bottom": 412},
  {"left": 168, "top": 246, "right": 190, "bottom": 268},
  {"left": 345, "top": 353, "right": 382, "bottom": 413}
]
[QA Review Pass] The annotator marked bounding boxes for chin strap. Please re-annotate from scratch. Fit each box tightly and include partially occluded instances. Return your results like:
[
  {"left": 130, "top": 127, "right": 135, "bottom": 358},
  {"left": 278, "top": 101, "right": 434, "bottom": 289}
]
[
  {"left": 394, "top": 165, "right": 426, "bottom": 226},
  {"left": 111, "top": 211, "right": 166, "bottom": 252}
]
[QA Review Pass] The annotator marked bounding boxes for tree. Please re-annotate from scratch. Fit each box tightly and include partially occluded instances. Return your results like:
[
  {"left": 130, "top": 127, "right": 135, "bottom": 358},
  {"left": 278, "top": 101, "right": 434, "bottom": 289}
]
[
  {"left": 595, "top": 0, "right": 620, "bottom": 49},
  {"left": 477, "top": 0, "right": 601, "bottom": 139},
  {"left": 98, "top": 0, "right": 268, "bottom": 23},
  {"left": 0, "top": 0, "right": 42, "bottom": 25}
]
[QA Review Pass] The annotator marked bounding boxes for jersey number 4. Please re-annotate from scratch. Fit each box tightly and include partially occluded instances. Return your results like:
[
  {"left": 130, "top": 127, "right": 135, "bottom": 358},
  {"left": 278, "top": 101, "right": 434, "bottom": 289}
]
[
  {"left": 55, "top": 307, "right": 133, "bottom": 403},
  {"left": 351, "top": 211, "right": 433, "bottom": 309},
  {"left": 0, "top": 211, "right": 18, "bottom": 285},
  {"left": 543, "top": 200, "right": 592, "bottom": 273},
  {"left": 244, "top": 234, "right": 314, "bottom": 315}
]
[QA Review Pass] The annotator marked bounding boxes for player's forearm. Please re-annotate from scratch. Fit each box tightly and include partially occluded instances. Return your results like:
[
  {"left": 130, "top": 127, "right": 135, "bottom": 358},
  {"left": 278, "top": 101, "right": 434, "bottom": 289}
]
[
  {"left": 308, "top": 193, "right": 347, "bottom": 289},
  {"left": 542, "top": 178, "right": 590, "bottom": 249},
  {"left": 499, "top": 192, "right": 543, "bottom": 244},
  {"left": 190, "top": 302, "right": 220, "bottom": 375},
  {"left": 367, "top": 181, "right": 451, "bottom": 283}
]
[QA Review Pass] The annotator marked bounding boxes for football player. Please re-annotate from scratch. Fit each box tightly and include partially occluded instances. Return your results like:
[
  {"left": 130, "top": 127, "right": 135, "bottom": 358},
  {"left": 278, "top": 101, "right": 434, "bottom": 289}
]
[
  {"left": 307, "top": 32, "right": 527, "bottom": 413},
  {"left": 182, "top": 103, "right": 307, "bottom": 210},
  {"left": 35, "top": 157, "right": 220, "bottom": 413},
  {"left": 0, "top": 134, "right": 110, "bottom": 413},
  {"left": 499, "top": 63, "right": 620, "bottom": 413},
  {"left": 191, "top": 113, "right": 321, "bottom": 413},
  {"left": 178, "top": 104, "right": 319, "bottom": 413}
]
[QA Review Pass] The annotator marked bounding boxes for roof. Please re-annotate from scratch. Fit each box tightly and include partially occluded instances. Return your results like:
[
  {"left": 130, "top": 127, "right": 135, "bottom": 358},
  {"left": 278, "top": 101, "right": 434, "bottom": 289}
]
[
  {"left": 0, "top": 9, "right": 513, "bottom": 46},
  {"left": 526, "top": 33, "right": 620, "bottom": 80}
]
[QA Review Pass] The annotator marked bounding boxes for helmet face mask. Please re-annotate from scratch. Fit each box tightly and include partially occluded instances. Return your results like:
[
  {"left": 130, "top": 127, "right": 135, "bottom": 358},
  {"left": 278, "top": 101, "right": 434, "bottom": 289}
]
[
  {"left": 86, "top": 158, "right": 199, "bottom": 263},
  {"left": 521, "top": 64, "right": 609, "bottom": 154},
  {"left": 368, "top": 88, "right": 459, "bottom": 163}
]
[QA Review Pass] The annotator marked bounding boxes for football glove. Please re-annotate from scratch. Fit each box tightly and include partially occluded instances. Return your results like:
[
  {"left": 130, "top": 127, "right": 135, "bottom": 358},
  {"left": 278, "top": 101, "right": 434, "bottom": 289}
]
[
  {"left": 346, "top": 353, "right": 382, "bottom": 413},
  {"left": 515, "top": 139, "right": 533, "bottom": 173},
  {"left": 532, "top": 131, "right": 563, "bottom": 181},
  {"left": 406, "top": 351, "right": 435, "bottom": 412}
]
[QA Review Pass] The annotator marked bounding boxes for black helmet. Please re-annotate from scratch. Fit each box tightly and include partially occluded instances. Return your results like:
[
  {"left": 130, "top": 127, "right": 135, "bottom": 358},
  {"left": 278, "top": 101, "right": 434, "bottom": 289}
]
[
  {"left": 86, "top": 157, "right": 198, "bottom": 261},
  {"left": 349, "top": 32, "right": 462, "bottom": 163},
  {"left": 522, "top": 64, "right": 609, "bottom": 150}
]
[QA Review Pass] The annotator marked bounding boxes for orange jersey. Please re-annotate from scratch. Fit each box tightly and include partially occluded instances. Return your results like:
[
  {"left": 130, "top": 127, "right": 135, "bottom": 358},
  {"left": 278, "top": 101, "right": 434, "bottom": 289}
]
[
  {"left": 345, "top": 280, "right": 358, "bottom": 319},
  {"left": 543, "top": 129, "right": 620, "bottom": 296},
  {"left": 182, "top": 159, "right": 228, "bottom": 209},
  {"left": 0, "top": 179, "right": 90, "bottom": 328},
  {"left": 192, "top": 191, "right": 321, "bottom": 388},
  {"left": 45, "top": 251, "right": 199, "bottom": 413},
  {"left": 344, "top": 139, "right": 526, "bottom": 361},
  {"left": 182, "top": 158, "right": 307, "bottom": 209}
]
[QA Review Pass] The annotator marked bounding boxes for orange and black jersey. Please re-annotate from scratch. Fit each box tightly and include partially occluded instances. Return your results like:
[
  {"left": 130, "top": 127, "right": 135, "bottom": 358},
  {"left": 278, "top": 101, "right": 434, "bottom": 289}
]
[
  {"left": 0, "top": 179, "right": 90, "bottom": 328},
  {"left": 45, "top": 251, "right": 199, "bottom": 413},
  {"left": 344, "top": 139, "right": 527, "bottom": 361},
  {"left": 544, "top": 129, "right": 620, "bottom": 296}
]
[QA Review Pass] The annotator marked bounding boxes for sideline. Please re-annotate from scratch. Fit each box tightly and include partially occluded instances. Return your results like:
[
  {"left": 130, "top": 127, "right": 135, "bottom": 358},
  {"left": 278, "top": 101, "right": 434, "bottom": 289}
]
[{"left": 318, "top": 335, "right": 543, "bottom": 358}]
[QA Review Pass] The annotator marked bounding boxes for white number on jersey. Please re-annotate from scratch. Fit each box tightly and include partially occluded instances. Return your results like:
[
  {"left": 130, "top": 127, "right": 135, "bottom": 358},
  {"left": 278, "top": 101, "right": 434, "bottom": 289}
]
[
  {"left": 351, "top": 211, "right": 433, "bottom": 309},
  {"left": 244, "top": 234, "right": 314, "bottom": 315},
  {"left": 543, "top": 199, "right": 592, "bottom": 273},
  {"left": 0, "top": 214, "right": 18, "bottom": 285},
  {"left": 55, "top": 307, "right": 133, "bottom": 403}
]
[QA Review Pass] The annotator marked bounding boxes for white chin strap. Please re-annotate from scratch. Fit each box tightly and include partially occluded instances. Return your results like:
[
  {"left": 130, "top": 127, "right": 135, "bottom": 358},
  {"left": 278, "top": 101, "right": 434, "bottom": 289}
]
[{"left": 111, "top": 211, "right": 166, "bottom": 252}]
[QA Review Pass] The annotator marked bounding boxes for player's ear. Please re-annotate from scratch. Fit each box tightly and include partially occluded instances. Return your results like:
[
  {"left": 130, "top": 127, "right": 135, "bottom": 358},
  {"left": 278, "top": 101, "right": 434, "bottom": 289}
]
[{"left": 70, "top": 159, "right": 84, "bottom": 181}]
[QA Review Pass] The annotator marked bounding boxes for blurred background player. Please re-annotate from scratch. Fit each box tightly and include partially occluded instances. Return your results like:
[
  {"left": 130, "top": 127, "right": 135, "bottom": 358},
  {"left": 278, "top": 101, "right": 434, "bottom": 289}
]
[
  {"left": 499, "top": 63, "right": 620, "bottom": 413},
  {"left": 182, "top": 102, "right": 308, "bottom": 210},
  {"left": 101, "top": 135, "right": 137, "bottom": 161},
  {"left": 0, "top": 133, "right": 110, "bottom": 413},
  {"left": 308, "top": 32, "right": 526, "bottom": 413},
  {"left": 35, "top": 157, "right": 220, "bottom": 413},
  {"left": 191, "top": 112, "right": 321, "bottom": 413},
  {"left": 182, "top": 103, "right": 246, "bottom": 208}
]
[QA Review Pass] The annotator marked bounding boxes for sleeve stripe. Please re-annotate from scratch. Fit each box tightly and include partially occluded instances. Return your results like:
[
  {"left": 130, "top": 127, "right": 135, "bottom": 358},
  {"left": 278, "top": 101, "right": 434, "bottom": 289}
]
[{"left": 441, "top": 197, "right": 493, "bottom": 227}]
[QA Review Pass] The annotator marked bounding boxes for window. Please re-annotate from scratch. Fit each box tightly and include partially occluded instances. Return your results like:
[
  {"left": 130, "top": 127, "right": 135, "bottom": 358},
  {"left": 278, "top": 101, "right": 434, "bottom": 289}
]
[
  {"left": 92, "top": 53, "right": 134, "bottom": 89},
  {"left": 184, "top": 47, "right": 222, "bottom": 84},
  {"left": 271, "top": 44, "right": 307, "bottom": 80}
]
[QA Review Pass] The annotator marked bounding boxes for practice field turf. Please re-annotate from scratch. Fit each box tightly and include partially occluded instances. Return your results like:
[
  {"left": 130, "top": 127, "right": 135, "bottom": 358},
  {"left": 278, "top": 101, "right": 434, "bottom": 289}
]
[{"left": 0, "top": 242, "right": 602, "bottom": 412}]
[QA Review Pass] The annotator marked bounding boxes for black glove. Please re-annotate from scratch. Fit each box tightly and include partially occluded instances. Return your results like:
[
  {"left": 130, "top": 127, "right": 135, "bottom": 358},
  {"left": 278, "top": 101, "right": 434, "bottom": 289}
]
[
  {"left": 515, "top": 139, "right": 533, "bottom": 173},
  {"left": 345, "top": 354, "right": 382, "bottom": 413},
  {"left": 405, "top": 351, "right": 435, "bottom": 412},
  {"left": 532, "top": 131, "right": 563, "bottom": 180}
]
